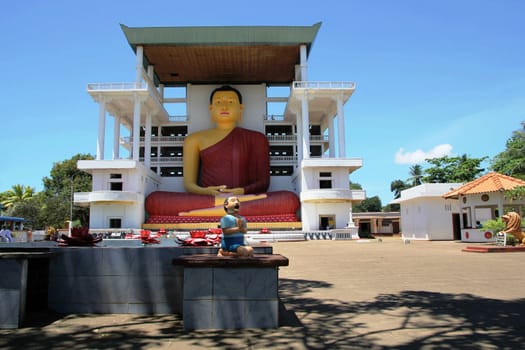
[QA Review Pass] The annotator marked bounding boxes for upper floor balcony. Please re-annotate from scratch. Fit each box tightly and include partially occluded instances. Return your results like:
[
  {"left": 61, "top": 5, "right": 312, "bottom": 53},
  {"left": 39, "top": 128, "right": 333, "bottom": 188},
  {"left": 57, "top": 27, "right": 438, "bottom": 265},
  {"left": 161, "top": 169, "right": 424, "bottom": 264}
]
[
  {"left": 121, "top": 134, "right": 328, "bottom": 146},
  {"left": 286, "top": 81, "right": 356, "bottom": 124},
  {"left": 74, "top": 191, "right": 142, "bottom": 206},
  {"left": 87, "top": 78, "right": 169, "bottom": 125}
]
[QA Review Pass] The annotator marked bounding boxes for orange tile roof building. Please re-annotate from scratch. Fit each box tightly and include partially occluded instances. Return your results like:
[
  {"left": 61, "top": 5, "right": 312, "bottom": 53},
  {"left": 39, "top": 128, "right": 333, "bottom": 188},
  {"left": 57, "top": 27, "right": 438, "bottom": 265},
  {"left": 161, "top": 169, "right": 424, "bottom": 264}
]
[{"left": 443, "top": 172, "right": 525, "bottom": 242}]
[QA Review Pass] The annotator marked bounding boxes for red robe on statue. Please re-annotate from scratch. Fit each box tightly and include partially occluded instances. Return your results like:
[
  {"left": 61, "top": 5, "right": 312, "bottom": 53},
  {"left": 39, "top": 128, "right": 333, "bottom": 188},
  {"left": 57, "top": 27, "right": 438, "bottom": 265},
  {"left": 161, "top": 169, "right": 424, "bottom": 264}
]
[{"left": 145, "top": 127, "right": 299, "bottom": 217}]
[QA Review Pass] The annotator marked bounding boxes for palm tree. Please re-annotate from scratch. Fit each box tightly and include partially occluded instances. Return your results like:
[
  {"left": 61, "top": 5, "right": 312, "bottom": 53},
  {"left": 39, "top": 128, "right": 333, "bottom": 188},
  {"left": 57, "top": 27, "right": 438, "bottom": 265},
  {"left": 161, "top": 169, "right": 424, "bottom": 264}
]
[
  {"left": 408, "top": 164, "right": 424, "bottom": 186},
  {"left": 1, "top": 184, "right": 34, "bottom": 209},
  {"left": 390, "top": 179, "right": 408, "bottom": 199}
]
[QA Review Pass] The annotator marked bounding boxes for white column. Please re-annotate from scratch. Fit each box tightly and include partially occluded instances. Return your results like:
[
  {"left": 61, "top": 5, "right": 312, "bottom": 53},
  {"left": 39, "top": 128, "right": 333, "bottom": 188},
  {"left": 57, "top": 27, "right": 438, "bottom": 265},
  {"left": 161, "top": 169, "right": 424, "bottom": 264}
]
[
  {"left": 497, "top": 202, "right": 504, "bottom": 218},
  {"left": 301, "top": 94, "right": 310, "bottom": 159},
  {"left": 112, "top": 115, "right": 120, "bottom": 160},
  {"left": 459, "top": 202, "right": 465, "bottom": 229},
  {"left": 144, "top": 112, "right": 152, "bottom": 167},
  {"left": 147, "top": 65, "right": 154, "bottom": 81},
  {"left": 132, "top": 94, "right": 142, "bottom": 161},
  {"left": 159, "top": 84, "right": 165, "bottom": 100},
  {"left": 347, "top": 206, "right": 357, "bottom": 228},
  {"left": 336, "top": 94, "right": 346, "bottom": 157},
  {"left": 300, "top": 44, "right": 308, "bottom": 81},
  {"left": 295, "top": 108, "right": 303, "bottom": 164},
  {"left": 96, "top": 97, "right": 106, "bottom": 160},
  {"left": 135, "top": 45, "right": 144, "bottom": 84},
  {"left": 328, "top": 116, "right": 335, "bottom": 158}
]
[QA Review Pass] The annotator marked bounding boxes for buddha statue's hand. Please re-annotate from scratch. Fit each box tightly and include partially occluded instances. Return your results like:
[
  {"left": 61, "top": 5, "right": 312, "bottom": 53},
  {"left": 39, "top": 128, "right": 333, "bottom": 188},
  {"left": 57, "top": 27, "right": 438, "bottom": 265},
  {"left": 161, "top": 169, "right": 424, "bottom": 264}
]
[
  {"left": 220, "top": 187, "right": 245, "bottom": 195},
  {"left": 186, "top": 185, "right": 226, "bottom": 197}
]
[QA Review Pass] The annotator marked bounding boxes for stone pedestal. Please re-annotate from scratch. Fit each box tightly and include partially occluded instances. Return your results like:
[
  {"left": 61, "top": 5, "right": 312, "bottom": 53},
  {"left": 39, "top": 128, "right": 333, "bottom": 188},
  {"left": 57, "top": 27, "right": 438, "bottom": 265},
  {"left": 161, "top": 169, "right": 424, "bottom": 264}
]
[{"left": 173, "top": 254, "right": 288, "bottom": 330}]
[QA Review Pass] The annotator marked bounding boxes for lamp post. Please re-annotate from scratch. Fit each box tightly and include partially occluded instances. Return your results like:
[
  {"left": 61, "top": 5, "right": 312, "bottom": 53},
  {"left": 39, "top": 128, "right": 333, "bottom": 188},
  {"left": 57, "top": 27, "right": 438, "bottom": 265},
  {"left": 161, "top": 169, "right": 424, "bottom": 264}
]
[{"left": 69, "top": 177, "right": 75, "bottom": 236}]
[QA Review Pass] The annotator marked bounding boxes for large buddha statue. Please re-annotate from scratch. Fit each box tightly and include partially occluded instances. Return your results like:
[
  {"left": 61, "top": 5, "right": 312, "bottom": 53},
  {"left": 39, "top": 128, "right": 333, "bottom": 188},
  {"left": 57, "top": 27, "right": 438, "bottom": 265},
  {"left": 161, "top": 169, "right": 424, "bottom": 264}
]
[{"left": 145, "top": 86, "right": 300, "bottom": 221}]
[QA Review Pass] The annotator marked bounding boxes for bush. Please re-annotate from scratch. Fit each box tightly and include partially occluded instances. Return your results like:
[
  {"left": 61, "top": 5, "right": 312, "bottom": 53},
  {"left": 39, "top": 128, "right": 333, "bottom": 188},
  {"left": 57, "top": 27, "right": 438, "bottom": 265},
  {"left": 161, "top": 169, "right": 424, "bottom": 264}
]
[
  {"left": 481, "top": 218, "right": 506, "bottom": 233},
  {"left": 506, "top": 234, "right": 518, "bottom": 246}
]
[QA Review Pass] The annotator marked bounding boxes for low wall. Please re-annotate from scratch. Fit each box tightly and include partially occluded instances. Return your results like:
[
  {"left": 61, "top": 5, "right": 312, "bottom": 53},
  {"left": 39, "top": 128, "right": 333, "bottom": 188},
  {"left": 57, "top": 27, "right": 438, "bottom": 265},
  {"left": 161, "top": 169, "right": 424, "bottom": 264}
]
[{"left": 47, "top": 245, "right": 273, "bottom": 314}]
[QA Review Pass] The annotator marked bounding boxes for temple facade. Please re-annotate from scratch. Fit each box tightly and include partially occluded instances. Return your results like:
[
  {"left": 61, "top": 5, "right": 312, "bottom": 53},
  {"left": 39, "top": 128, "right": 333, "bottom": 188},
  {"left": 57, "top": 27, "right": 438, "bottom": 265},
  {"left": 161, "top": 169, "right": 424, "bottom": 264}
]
[{"left": 75, "top": 23, "right": 365, "bottom": 233}]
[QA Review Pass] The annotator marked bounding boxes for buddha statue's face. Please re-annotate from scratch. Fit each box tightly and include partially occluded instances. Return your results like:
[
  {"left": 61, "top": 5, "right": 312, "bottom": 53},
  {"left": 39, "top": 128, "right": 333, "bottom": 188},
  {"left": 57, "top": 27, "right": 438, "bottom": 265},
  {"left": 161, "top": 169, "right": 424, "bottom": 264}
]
[{"left": 209, "top": 90, "right": 243, "bottom": 126}]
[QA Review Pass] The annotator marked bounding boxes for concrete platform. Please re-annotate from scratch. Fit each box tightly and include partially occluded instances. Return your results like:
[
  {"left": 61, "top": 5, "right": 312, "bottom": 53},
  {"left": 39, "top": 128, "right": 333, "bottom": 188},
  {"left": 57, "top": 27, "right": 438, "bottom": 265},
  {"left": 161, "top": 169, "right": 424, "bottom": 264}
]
[
  {"left": 1, "top": 238, "right": 524, "bottom": 349},
  {"left": 462, "top": 244, "right": 525, "bottom": 253}
]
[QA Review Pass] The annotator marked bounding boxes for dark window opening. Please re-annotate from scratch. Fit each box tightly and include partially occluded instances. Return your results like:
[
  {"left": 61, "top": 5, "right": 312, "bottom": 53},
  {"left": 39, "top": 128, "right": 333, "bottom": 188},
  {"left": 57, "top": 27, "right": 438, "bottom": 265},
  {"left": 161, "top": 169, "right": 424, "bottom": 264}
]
[
  {"left": 161, "top": 126, "right": 188, "bottom": 136},
  {"left": 320, "top": 180, "right": 332, "bottom": 189},
  {"left": 270, "top": 166, "right": 294, "bottom": 176},
  {"left": 160, "top": 167, "right": 183, "bottom": 177},
  {"left": 160, "top": 146, "right": 183, "bottom": 157},
  {"left": 269, "top": 146, "right": 294, "bottom": 156},
  {"left": 310, "top": 145, "right": 322, "bottom": 157},
  {"left": 110, "top": 182, "right": 123, "bottom": 191},
  {"left": 140, "top": 126, "right": 158, "bottom": 137},
  {"left": 309, "top": 125, "right": 321, "bottom": 136},
  {"left": 109, "top": 218, "right": 122, "bottom": 229}
]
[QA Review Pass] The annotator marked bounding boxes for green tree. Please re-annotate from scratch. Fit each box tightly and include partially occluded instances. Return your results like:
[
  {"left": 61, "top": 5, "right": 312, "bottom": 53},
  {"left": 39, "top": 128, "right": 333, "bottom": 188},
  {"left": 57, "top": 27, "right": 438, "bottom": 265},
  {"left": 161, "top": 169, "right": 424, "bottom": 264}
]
[
  {"left": 0, "top": 184, "right": 34, "bottom": 214},
  {"left": 40, "top": 154, "right": 94, "bottom": 228},
  {"left": 408, "top": 164, "right": 424, "bottom": 186},
  {"left": 491, "top": 122, "right": 525, "bottom": 180},
  {"left": 504, "top": 186, "right": 525, "bottom": 201},
  {"left": 390, "top": 179, "right": 408, "bottom": 200},
  {"left": 349, "top": 182, "right": 362, "bottom": 190},
  {"left": 423, "top": 154, "right": 487, "bottom": 183},
  {"left": 9, "top": 193, "right": 46, "bottom": 229},
  {"left": 353, "top": 195, "right": 382, "bottom": 213}
]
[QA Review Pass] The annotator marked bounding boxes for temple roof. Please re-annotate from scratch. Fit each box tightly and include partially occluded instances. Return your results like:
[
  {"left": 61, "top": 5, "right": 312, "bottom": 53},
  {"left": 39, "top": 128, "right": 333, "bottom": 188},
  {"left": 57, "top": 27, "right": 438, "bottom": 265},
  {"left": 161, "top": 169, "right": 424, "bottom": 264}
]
[
  {"left": 443, "top": 172, "right": 525, "bottom": 199},
  {"left": 120, "top": 23, "right": 322, "bottom": 86}
]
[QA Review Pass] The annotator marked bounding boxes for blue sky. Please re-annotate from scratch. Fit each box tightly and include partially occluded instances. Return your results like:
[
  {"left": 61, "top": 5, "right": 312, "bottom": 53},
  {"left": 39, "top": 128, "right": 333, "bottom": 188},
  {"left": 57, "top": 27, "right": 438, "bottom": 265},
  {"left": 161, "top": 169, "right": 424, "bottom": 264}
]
[{"left": 1, "top": 0, "right": 524, "bottom": 205}]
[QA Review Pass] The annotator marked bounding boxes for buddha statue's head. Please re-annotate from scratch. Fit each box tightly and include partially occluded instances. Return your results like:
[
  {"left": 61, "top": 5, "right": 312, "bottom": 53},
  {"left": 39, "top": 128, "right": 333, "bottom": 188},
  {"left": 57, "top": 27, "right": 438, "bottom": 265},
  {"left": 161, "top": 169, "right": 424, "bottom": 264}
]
[{"left": 209, "top": 86, "right": 243, "bottom": 128}]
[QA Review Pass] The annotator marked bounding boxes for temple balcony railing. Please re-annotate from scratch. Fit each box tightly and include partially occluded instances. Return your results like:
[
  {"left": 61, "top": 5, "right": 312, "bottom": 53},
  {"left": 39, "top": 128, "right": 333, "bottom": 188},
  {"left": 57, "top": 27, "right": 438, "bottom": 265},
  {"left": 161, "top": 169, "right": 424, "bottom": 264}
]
[
  {"left": 121, "top": 134, "right": 326, "bottom": 146},
  {"left": 265, "top": 135, "right": 328, "bottom": 142},
  {"left": 300, "top": 188, "right": 364, "bottom": 203},
  {"left": 266, "top": 134, "right": 296, "bottom": 142},
  {"left": 87, "top": 82, "right": 147, "bottom": 91},
  {"left": 122, "top": 136, "right": 186, "bottom": 144},
  {"left": 310, "top": 135, "right": 329, "bottom": 142},
  {"left": 269, "top": 155, "right": 297, "bottom": 163},
  {"left": 139, "top": 157, "right": 183, "bottom": 163},
  {"left": 87, "top": 80, "right": 162, "bottom": 102},
  {"left": 168, "top": 115, "right": 189, "bottom": 122},
  {"left": 264, "top": 114, "right": 285, "bottom": 121},
  {"left": 293, "top": 81, "right": 356, "bottom": 90},
  {"left": 74, "top": 191, "right": 141, "bottom": 205}
]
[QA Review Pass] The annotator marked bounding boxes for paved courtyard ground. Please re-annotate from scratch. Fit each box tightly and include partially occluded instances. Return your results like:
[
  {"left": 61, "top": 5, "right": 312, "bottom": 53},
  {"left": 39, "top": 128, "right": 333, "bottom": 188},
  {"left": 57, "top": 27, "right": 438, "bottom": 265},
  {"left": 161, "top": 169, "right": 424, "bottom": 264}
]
[{"left": 1, "top": 238, "right": 524, "bottom": 349}]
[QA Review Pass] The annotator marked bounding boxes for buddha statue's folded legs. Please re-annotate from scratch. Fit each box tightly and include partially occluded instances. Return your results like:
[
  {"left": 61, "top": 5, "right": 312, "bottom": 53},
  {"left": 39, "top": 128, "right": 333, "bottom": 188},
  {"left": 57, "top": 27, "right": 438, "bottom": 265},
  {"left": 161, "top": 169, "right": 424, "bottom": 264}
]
[{"left": 145, "top": 190, "right": 299, "bottom": 217}]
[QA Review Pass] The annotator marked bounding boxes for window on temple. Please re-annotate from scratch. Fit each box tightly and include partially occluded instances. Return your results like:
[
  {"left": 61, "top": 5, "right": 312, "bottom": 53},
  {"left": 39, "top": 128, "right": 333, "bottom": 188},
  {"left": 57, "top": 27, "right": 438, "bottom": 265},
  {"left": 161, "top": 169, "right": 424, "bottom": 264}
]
[
  {"left": 160, "top": 167, "right": 183, "bottom": 177},
  {"left": 161, "top": 126, "right": 188, "bottom": 136},
  {"left": 269, "top": 146, "right": 294, "bottom": 157},
  {"left": 140, "top": 126, "right": 158, "bottom": 137},
  {"left": 109, "top": 218, "right": 122, "bottom": 229},
  {"left": 319, "top": 171, "right": 333, "bottom": 189},
  {"left": 160, "top": 146, "right": 183, "bottom": 157},
  {"left": 270, "top": 166, "right": 294, "bottom": 176},
  {"left": 110, "top": 182, "right": 123, "bottom": 191},
  {"left": 310, "top": 145, "right": 322, "bottom": 157}
]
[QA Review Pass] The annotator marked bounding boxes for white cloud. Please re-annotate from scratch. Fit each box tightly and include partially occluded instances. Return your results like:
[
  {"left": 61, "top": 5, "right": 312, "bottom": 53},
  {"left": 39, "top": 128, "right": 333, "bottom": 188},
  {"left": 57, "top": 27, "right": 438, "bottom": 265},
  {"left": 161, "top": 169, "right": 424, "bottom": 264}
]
[{"left": 394, "top": 144, "right": 453, "bottom": 164}]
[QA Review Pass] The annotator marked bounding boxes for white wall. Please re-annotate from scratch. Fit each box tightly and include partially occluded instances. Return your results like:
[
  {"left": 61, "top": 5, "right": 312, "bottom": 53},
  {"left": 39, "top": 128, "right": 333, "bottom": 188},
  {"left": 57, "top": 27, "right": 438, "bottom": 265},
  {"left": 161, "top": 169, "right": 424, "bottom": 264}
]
[
  {"left": 269, "top": 176, "right": 297, "bottom": 193},
  {"left": 401, "top": 197, "right": 455, "bottom": 240},
  {"left": 301, "top": 202, "right": 350, "bottom": 231},
  {"left": 89, "top": 199, "right": 144, "bottom": 229}
]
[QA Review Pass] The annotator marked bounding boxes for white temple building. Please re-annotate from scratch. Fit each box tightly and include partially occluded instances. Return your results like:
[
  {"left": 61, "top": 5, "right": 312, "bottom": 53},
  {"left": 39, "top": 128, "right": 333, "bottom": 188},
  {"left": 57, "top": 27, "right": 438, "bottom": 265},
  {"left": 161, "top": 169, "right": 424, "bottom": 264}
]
[{"left": 75, "top": 23, "right": 365, "bottom": 233}]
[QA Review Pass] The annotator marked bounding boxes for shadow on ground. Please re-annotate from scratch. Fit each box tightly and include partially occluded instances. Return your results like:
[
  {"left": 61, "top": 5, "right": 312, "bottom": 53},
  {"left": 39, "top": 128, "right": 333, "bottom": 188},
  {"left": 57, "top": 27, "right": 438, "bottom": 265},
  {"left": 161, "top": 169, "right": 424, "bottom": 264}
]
[{"left": 1, "top": 278, "right": 524, "bottom": 349}]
